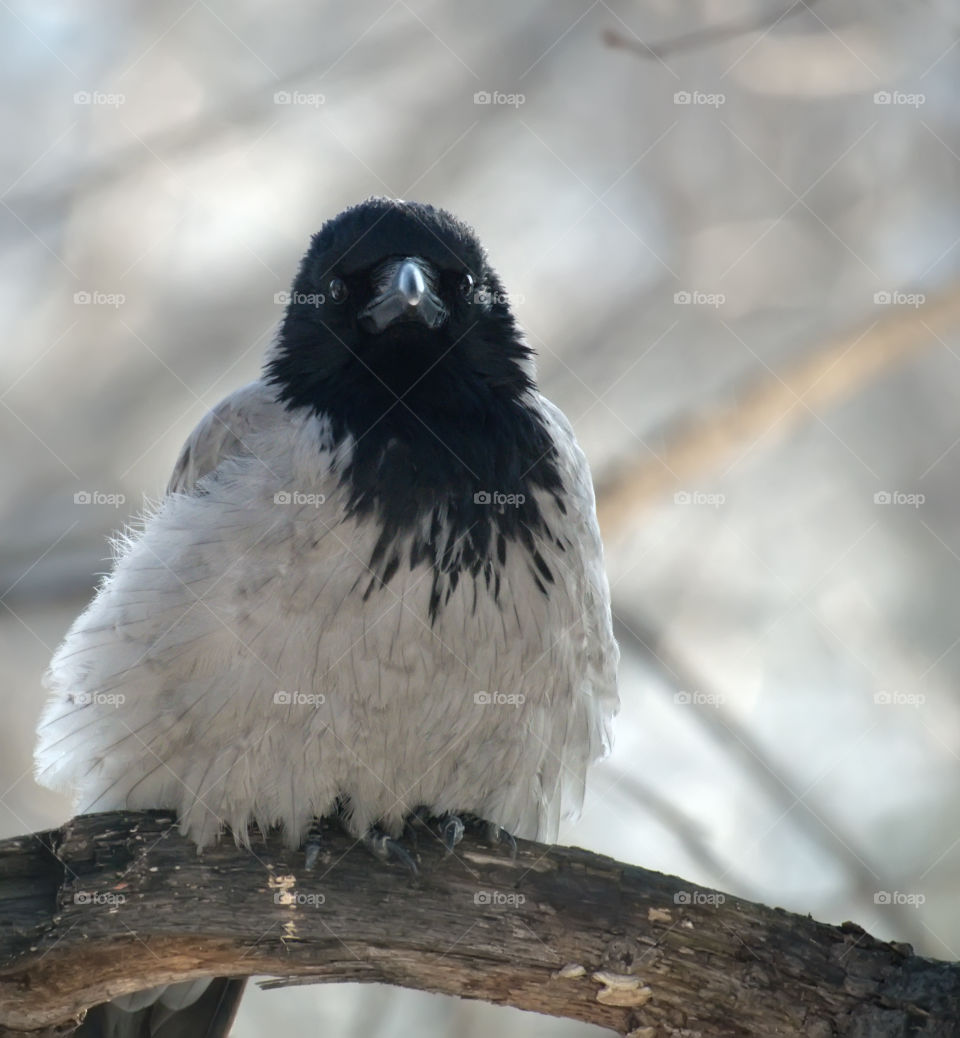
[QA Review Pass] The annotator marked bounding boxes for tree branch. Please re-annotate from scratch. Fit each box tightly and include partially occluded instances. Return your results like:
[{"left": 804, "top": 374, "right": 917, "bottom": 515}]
[
  {"left": 602, "top": 0, "right": 823, "bottom": 62},
  {"left": 594, "top": 286, "right": 960, "bottom": 540},
  {"left": 1, "top": 812, "right": 957, "bottom": 1036}
]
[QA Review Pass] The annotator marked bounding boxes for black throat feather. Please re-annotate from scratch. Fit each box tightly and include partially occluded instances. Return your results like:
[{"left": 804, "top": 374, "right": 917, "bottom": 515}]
[{"left": 266, "top": 322, "right": 567, "bottom": 621}]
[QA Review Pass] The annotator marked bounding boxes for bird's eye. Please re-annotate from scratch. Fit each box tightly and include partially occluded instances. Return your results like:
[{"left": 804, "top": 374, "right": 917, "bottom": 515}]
[
  {"left": 459, "top": 272, "right": 475, "bottom": 299},
  {"left": 328, "top": 277, "right": 348, "bottom": 303}
]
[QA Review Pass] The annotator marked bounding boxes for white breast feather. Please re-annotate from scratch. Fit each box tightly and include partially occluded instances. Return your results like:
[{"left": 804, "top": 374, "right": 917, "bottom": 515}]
[{"left": 35, "top": 381, "right": 618, "bottom": 849}]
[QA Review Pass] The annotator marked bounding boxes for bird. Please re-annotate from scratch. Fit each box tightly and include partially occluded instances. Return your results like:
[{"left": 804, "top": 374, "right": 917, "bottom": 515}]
[{"left": 35, "top": 197, "right": 619, "bottom": 1036}]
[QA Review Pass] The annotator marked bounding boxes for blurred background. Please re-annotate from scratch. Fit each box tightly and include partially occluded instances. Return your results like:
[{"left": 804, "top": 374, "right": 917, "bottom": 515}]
[{"left": 3, "top": 1, "right": 960, "bottom": 1034}]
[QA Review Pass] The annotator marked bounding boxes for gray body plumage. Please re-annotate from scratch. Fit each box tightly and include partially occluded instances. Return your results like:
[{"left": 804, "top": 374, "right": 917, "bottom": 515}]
[{"left": 36, "top": 377, "right": 617, "bottom": 852}]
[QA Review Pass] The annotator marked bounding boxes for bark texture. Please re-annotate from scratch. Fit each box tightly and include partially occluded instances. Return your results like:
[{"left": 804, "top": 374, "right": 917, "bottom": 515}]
[{"left": 0, "top": 812, "right": 957, "bottom": 1036}]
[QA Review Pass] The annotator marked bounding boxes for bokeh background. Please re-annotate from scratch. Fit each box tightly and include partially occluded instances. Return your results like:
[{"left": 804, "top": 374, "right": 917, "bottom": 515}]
[{"left": 4, "top": 1, "right": 960, "bottom": 1034}]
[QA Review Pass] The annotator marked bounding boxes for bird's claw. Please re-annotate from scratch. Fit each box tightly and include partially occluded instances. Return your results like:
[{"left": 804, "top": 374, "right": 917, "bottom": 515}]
[
  {"left": 441, "top": 814, "right": 465, "bottom": 853},
  {"left": 486, "top": 821, "right": 518, "bottom": 859},
  {"left": 303, "top": 818, "right": 324, "bottom": 870},
  {"left": 393, "top": 809, "right": 516, "bottom": 863},
  {"left": 363, "top": 829, "right": 419, "bottom": 874}
]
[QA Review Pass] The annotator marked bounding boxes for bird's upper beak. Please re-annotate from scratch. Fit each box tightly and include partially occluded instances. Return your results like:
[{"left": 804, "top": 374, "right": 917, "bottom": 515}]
[{"left": 358, "top": 257, "right": 447, "bottom": 334}]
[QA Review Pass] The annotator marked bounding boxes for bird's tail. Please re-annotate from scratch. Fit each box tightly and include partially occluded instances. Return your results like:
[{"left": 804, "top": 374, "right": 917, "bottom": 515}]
[{"left": 76, "top": 977, "right": 246, "bottom": 1038}]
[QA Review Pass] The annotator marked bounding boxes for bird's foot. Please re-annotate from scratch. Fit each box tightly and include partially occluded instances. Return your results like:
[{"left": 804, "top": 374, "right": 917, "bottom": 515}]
[
  {"left": 456, "top": 813, "right": 519, "bottom": 858},
  {"left": 484, "top": 821, "right": 518, "bottom": 860},
  {"left": 362, "top": 827, "right": 419, "bottom": 874},
  {"left": 402, "top": 809, "right": 516, "bottom": 858},
  {"left": 402, "top": 809, "right": 464, "bottom": 853},
  {"left": 440, "top": 813, "right": 465, "bottom": 853}
]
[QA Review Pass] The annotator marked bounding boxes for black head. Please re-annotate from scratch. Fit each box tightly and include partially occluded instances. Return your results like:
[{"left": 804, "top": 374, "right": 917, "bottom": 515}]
[
  {"left": 266, "top": 198, "right": 566, "bottom": 617},
  {"left": 268, "top": 197, "right": 534, "bottom": 429}
]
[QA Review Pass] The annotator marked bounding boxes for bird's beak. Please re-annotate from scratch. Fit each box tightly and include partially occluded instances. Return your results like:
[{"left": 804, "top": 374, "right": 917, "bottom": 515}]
[{"left": 358, "top": 257, "right": 447, "bottom": 334}]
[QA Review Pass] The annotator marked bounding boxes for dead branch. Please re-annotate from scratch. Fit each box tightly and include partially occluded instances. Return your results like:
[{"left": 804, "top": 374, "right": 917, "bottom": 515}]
[{"left": 0, "top": 812, "right": 958, "bottom": 1036}]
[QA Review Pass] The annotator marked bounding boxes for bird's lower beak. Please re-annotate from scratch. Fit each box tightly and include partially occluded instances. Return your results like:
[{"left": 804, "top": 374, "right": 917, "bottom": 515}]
[{"left": 358, "top": 257, "right": 447, "bottom": 334}]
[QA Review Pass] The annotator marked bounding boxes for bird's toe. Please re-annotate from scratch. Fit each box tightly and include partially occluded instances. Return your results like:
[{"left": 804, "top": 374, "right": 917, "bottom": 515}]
[
  {"left": 486, "top": 821, "right": 518, "bottom": 859},
  {"left": 303, "top": 817, "right": 325, "bottom": 870},
  {"left": 441, "top": 813, "right": 465, "bottom": 853},
  {"left": 362, "top": 827, "right": 419, "bottom": 874}
]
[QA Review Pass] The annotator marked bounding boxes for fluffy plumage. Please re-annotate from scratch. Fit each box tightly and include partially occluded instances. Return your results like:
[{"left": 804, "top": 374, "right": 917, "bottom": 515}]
[{"left": 35, "top": 197, "right": 618, "bottom": 1035}]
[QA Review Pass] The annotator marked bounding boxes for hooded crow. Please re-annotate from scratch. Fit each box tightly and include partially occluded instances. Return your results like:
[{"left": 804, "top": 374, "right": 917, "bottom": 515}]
[{"left": 35, "top": 197, "right": 619, "bottom": 1035}]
